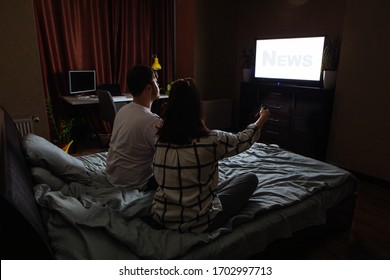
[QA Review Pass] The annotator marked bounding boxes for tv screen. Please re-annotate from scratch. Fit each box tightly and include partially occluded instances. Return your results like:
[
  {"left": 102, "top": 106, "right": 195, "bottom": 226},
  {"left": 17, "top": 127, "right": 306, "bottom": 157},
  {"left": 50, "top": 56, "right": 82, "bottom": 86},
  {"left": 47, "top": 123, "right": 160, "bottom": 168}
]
[
  {"left": 69, "top": 70, "right": 96, "bottom": 95},
  {"left": 254, "top": 36, "right": 325, "bottom": 84}
]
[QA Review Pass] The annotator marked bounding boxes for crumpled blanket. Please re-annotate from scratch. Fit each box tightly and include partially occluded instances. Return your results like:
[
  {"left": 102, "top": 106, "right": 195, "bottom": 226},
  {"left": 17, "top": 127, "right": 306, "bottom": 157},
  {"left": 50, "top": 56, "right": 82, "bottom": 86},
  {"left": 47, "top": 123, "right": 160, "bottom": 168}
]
[{"left": 33, "top": 143, "right": 356, "bottom": 259}]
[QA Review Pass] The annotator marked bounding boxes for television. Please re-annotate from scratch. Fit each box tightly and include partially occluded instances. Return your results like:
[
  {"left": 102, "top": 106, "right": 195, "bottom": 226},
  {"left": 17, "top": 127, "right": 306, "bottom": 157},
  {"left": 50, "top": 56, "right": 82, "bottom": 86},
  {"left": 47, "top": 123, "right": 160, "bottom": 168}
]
[
  {"left": 254, "top": 36, "right": 325, "bottom": 86},
  {"left": 68, "top": 70, "right": 96, "bottom": 95}
]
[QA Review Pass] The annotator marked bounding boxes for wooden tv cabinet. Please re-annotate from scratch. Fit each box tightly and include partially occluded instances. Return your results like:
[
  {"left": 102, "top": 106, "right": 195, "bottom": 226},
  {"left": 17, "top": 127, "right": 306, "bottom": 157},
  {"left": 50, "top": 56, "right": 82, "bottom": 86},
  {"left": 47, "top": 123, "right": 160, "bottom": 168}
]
[{"left": 239, "top": 82, "right": 334, "bottom": 161}]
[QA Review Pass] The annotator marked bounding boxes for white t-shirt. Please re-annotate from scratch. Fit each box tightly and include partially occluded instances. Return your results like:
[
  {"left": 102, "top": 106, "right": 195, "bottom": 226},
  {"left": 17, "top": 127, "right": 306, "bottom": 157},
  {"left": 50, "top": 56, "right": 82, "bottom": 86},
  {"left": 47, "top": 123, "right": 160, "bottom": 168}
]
[{"left": 106, "top": 102, "right": 162, "bottom": 189}]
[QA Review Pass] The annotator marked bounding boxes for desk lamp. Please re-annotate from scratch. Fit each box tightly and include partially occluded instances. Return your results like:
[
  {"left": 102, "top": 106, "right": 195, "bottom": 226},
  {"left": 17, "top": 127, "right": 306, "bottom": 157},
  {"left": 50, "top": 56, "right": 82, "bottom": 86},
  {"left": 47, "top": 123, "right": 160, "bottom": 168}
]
[{"left": 151, "top": 54, "right": 162, "bottom": 70}]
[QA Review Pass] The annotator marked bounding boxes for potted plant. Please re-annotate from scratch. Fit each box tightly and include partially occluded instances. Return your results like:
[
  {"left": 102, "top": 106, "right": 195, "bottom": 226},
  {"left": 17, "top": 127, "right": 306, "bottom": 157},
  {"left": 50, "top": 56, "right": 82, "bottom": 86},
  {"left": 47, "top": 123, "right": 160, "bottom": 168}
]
[
  {"left": 57, "top": 118, "right": 74, "bottom": 145},
  {"left": 241, "top": 48, "right": 254, "bottom": 82},
  {"left": 322, "top": 37, "right": 341, "bottom": 89},
  {"left": 46, "top": 99, "right": 75, "bottom": 153}
]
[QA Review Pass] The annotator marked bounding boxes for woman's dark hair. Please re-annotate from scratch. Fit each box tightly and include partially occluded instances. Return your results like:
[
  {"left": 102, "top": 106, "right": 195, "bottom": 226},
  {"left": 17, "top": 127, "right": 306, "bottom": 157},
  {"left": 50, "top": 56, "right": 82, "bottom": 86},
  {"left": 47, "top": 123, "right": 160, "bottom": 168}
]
[
  {"left": 157, "top": 78, "right": 209, "bottom": 144},
  {"left": 126, "top": 65, "right": 156, "bottom": 96}
]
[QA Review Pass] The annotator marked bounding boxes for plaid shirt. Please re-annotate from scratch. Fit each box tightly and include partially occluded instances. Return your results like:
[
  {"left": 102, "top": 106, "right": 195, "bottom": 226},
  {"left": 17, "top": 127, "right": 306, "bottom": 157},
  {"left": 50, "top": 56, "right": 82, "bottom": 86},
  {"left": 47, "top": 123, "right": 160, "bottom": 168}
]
[{"left": 151, "top": 124, "right": 261, "bottom": 232}]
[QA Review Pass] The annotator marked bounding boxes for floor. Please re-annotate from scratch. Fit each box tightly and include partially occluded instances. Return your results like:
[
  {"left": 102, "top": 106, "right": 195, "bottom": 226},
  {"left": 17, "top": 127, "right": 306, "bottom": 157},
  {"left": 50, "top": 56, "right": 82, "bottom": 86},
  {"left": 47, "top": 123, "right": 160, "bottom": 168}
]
[
  {"left": 252, "top": 178, "right": 390, "bottom": 259},
  {"left": 70, "top": 135, "right": 108, "bottom": 156},
  {"left": 74, "top": 140, "right": 390, "bottom": 260},
  {"left": 341, "top": 179, "right": 390, "bottom": 259}
]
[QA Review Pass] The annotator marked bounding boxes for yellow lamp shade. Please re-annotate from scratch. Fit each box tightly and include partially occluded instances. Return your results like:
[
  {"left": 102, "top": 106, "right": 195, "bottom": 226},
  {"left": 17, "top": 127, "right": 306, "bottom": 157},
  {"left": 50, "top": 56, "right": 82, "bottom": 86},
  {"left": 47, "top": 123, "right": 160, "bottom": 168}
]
[{"left": 151, "top": 54, "right": 162, "bottom": 70}]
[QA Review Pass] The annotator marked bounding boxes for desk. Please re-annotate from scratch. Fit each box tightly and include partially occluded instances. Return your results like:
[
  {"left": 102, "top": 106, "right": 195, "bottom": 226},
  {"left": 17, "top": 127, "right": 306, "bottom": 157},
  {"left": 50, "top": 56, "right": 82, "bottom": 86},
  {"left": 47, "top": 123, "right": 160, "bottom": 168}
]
[
  {"left": 62, "top": 95, "right": 133, "bottom": 105},
  {"left": 62, "top": 94, "right": 168, "bottom": 106}
]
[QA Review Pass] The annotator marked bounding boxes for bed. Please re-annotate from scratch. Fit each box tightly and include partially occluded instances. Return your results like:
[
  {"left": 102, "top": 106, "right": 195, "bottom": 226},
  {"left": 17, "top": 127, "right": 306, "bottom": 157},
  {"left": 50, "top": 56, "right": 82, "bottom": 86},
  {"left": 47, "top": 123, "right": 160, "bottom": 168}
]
[{"left": 0, "top": 105, "right": 357, "bottom": 259}]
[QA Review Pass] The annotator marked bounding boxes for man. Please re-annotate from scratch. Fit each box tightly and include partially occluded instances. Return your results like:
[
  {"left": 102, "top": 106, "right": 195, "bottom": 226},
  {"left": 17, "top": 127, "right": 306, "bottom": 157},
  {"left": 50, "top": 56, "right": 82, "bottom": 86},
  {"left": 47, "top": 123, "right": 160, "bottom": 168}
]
[{"left": 105, "top": 65, "right": 161, "bottom": 190}]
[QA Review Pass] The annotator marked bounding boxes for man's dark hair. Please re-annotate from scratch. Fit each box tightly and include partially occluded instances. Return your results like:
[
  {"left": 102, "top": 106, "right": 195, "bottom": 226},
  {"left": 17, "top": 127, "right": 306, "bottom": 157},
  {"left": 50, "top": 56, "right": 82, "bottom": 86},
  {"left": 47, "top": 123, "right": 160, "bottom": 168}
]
[{"left": 126, "top": 65, "right": 155, "bottom": 96}]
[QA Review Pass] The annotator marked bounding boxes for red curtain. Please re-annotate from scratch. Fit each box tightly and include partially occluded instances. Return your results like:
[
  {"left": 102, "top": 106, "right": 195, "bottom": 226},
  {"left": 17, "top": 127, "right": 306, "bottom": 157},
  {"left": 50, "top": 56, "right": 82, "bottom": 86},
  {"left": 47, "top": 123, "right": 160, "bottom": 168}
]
[{"left": 34, "top": 0, "right": 174, "bottom": 99}]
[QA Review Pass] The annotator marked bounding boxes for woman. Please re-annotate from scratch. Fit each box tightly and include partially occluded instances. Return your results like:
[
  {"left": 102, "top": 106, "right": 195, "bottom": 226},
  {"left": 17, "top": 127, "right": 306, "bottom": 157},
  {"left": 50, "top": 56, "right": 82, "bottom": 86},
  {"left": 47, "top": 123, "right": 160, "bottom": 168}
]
[{"left": 151, "top": 78, "right": 270, "bottom": 233}]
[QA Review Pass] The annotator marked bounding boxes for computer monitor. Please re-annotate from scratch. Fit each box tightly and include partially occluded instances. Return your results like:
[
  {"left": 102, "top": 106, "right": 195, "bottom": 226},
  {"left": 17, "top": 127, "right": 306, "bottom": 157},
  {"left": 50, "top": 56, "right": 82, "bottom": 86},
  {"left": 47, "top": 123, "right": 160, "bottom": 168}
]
[{"left": 69, "top": 70, "right": 96, "bottom": 95}]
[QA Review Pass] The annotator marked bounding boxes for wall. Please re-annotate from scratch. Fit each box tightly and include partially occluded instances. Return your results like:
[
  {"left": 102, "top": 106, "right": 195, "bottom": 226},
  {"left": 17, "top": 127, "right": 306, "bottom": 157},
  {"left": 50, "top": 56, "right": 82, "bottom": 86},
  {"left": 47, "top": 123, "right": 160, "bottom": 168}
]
[
  {"left": 175, "top": 0, "right": 196, "bottom": 79},
  {"left": 327, "top": 0, "right": 390, "bottom": 182},
  {"left": 194, "top": 0, "right": 239, "bottom": 100},
  {"left": 0, "top": 0, "right": 49, "bottom": 138}
]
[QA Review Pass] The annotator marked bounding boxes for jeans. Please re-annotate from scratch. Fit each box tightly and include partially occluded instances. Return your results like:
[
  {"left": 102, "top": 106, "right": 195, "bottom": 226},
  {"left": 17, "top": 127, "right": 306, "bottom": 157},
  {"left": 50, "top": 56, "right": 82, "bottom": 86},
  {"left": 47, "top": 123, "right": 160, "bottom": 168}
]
[{"left": 208, "top": 172, "right": 258, "bottom": 231}]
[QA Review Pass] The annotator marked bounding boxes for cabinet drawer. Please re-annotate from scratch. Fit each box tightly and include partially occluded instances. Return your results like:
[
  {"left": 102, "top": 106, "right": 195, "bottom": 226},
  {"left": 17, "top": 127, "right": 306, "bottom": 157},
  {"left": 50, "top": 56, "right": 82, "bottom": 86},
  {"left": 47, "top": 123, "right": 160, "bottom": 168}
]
[
  {"left": 262, "top": 90, "right": 291, "bottom": 101},
  {"left": 263, "top": 102, "right": 291, "bottom": 114},
  {"left": 262, "top": 92, "right": 292, "bottom": 114},
  {"left": 266, "top": 115, "right": 290, "bottom": 128},
  {"left": 260, "top": 125, "right": 291, "bottom": 149}
]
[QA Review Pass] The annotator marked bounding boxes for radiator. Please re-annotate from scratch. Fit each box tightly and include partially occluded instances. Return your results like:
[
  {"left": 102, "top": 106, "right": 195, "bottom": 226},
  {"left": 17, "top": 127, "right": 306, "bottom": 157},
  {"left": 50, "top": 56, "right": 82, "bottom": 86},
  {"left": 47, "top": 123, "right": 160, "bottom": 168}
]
[
  {"left": 202, "top": 99, "right": 232, "bottom": 130},
  {"left": 13, "top": 116, "right": 38, "bottom": 138}
]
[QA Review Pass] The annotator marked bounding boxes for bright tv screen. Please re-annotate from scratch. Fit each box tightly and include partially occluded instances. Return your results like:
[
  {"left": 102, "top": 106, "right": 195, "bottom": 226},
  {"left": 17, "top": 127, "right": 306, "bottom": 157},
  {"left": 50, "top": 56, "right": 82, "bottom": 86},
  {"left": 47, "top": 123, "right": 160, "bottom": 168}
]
[
  {"left": 69, "top": 70, "right": 96, "bottom": 95},
  {"left": 254, "top": 36, "right": 325, "bottom": 83}
]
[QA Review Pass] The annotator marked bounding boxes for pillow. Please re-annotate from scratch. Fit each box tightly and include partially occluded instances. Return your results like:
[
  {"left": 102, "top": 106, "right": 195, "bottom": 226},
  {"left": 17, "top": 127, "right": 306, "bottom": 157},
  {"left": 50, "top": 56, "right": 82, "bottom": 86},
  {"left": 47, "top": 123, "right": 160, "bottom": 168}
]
[
  {"left": 30, "top": 167, "right": 66, "bottom": 191},
  {"left": 23, "top": 134, "right": 89, "bottom": 183}
]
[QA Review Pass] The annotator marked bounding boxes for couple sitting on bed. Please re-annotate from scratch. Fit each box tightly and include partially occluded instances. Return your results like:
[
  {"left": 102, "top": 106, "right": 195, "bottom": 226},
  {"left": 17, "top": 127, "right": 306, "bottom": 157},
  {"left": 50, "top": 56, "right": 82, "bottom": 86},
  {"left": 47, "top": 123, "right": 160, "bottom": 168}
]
[{"left": 106, "top": 65, "right": 270, "bottom": 233}]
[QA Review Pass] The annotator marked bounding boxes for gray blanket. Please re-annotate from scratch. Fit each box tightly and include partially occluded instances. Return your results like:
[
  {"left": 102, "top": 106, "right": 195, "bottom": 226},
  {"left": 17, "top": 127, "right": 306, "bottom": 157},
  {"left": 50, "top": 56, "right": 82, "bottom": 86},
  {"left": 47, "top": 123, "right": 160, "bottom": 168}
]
[{"left": 32, "top": 143, "right": 356, "bottom": 259}]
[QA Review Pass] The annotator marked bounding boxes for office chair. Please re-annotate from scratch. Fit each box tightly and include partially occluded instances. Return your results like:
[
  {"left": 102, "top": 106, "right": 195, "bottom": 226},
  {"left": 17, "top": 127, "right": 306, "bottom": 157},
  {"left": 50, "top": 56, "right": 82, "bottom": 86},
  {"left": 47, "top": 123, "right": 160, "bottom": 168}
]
[
  {"left": 97, "top": 84, "right": 121, "bottom": 96},
  {"left": 97, "top": 89, "right": 117, "bottom": 133}
]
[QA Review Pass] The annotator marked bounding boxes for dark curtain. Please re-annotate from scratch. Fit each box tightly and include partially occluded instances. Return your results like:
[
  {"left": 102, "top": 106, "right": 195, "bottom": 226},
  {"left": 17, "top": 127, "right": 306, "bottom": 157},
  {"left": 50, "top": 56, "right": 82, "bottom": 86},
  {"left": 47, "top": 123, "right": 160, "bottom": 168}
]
[{"left": 33, "top": 0, "right": 174, "bottom": 139}]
